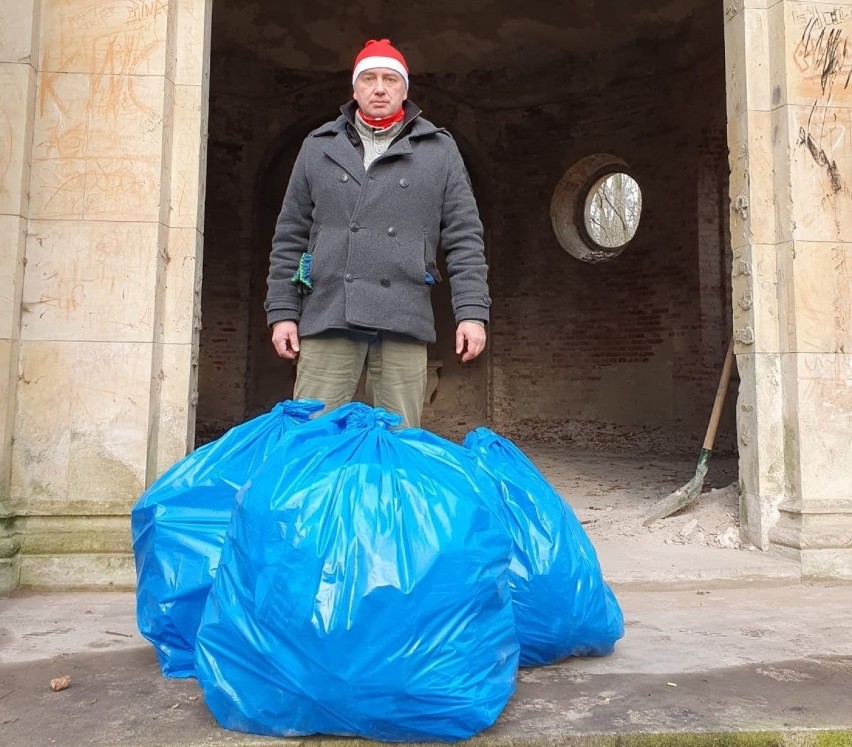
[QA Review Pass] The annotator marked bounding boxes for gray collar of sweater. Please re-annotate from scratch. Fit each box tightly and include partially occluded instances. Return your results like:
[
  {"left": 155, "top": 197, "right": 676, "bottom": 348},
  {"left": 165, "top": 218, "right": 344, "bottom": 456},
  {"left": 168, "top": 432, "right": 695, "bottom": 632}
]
[{"left": 352, "top": 111, "right": 406, "bottom": 168}]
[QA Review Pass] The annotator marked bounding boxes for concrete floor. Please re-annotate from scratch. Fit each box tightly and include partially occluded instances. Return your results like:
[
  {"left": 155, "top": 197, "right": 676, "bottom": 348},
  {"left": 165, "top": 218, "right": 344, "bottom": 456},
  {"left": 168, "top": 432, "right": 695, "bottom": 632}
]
[
  {"left": 501, "top": 443, "right": 798, "bottom": 590},
  {"left": 2, "top": 583, "right": 852, "bottom": 746},
  {"left": 3, "top": 440, "right": 838, "bottom": 746}
]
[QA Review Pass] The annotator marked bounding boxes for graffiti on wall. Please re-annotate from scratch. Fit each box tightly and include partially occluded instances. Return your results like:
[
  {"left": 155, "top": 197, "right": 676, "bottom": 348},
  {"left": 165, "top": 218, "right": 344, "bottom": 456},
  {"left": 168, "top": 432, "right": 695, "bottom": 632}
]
[
  {"left": 792, "top": 5, "right": 852, "bottom": 194},
  {"left": 33, "top": 0, "right": 171, "bottom": 219},
  {"left": 801, "top": 354, "right": 852, "bottom": 455}
]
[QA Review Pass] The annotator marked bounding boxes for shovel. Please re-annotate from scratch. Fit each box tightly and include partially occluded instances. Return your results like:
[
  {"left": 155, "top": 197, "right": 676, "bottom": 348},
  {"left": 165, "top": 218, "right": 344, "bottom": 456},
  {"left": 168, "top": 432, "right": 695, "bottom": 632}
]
[{"left": 642, "top": 339, "right": 735, "bottom": 525}]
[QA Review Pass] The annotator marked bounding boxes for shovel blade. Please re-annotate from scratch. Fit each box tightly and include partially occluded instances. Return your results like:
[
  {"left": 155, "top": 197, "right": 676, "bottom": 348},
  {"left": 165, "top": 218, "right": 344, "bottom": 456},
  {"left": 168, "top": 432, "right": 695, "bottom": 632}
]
[{"left": 642, "top": 461, "right": 709, "bottom": 526}]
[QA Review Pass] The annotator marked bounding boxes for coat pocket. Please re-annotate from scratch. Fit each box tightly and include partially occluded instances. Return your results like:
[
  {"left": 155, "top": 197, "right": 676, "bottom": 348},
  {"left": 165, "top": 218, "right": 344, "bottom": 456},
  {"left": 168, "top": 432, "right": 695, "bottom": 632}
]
[{"left": 309, "top": 227, "right": 350, "bottom": 285}]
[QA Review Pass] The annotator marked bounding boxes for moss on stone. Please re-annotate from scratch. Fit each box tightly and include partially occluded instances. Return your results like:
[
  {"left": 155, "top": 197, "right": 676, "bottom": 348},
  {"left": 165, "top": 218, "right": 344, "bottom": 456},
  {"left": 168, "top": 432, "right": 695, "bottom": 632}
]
[
  {"left": 814, "top": 732, "right": 852, "bottom": 747},
  {"left": 602, "top": 733, "right": 852, "bottom": 747},
  {"left": 615, "top": 733, "right": 784, "bottom": 746},
  {"left": 446, "top": 732, "right": 852, "bottom": 747}
]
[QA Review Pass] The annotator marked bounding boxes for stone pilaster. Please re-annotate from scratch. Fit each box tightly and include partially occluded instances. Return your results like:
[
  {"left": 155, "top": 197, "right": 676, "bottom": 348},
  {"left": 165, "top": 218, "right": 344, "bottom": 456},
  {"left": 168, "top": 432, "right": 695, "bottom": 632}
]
[
  {"left": 0, "top": 0, "right": 41, "bottom": 593},
  {"left": 726, "top": 0, "right": 852, "bottom": 576},
  {"left": 9, "top": 0, "right": 212, "bottom": 589}
]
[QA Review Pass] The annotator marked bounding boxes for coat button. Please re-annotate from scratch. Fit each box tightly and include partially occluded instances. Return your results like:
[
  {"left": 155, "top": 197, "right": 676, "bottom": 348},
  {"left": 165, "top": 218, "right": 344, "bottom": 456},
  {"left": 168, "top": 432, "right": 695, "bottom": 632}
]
[
  {"left": 345, "top": 273, "right": 353, "bottom": 282},
  {"left": 399, "top": 178, "right": 409, "bottom": 188},
  {"left": 380, "top": 277, "right": 391, "bottom": 287},
  {"left": 350, "top": 223, "right": 359, "bottom": 232},
  {"left": 387, "top": 227, "right": 397, "bottom": 237},
  {"left": 339, "top": 173, "right": 349, "bottom": 182}
]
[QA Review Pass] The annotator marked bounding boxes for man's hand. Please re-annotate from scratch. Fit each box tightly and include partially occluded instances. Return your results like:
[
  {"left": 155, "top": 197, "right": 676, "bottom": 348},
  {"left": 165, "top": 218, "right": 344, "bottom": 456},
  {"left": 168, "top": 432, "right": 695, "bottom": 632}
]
[
  {"left": 271, "top": 320, "right": 300, "bottom": 360},
  {"left": 456, "top": 321, "right": 487, "bottom": 363}
]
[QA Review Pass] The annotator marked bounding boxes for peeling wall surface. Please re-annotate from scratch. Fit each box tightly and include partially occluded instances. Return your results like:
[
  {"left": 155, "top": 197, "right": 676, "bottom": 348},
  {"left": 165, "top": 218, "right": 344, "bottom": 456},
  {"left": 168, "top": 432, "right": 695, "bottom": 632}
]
[{"left": 0, "top": 0, "right": 850, "bottom": 589}]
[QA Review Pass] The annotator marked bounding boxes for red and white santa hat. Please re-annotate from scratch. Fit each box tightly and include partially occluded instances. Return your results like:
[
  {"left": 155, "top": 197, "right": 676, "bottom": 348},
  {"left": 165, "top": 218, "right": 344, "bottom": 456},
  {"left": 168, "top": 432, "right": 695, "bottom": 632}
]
[{"left": 352, "top": 39, "right": 409, "bottom": 88}]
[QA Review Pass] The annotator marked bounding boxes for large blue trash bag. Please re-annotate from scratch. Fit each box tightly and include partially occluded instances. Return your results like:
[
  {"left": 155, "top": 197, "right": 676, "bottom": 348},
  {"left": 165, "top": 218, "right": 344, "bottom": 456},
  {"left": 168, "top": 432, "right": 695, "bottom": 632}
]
[
  {"left": 463, "top": 427, "right": 624, "bottom": 667},
  {"left": 131, "top": 399, "right": 326, "bottom": 678},
  {"left": 194, "top": 403, "right": 519, "bottom": 742}
]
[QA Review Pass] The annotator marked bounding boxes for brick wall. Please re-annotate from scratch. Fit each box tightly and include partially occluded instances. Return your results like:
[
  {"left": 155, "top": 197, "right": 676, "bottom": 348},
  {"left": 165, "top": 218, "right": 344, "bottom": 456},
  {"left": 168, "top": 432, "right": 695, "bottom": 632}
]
[{"left": 484, "top": 56, "right": 731, "bottom": 431}]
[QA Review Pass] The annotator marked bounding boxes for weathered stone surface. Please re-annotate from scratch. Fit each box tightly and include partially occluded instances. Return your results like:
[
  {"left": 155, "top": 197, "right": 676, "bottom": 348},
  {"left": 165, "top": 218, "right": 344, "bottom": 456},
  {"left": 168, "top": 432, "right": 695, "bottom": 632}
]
[
  {"left": 780, "top": 242, "right": 852, "bottom": 354},
  {"left": 732, "top": 243, "right": 780, "bottom": 355},
  {"left": 783, "top": 2, "right": 852, "bottom": 107},
  {"left": 166, "top": 0, "right": 212, "bottom": 87},
  {"left": 793, "top": 352, "right": 852, "bottom": 500},
  {"left": 18, "top": 552, "right": 135, "bottom": 589},
  {"left": 727, "top": 1, "right": 852, "bottom": 569},
  {"left": 20, "top": 515, "right": 132, "bottom": 555},
  {"left": 0, "top": 557, "right": 19, "bottom": 595},
  {"left": 12, "top": 340, "right": 151, "bottom": 515},
  {"left": 146, "top": 341, "right": 196, "bottom": 485},
  {"left": 22, "top": 221, "right": 161, "bottom": 342},
  {"left": 788, "top": 103, "right": 852, "bottom": 242},
  {"left": 0, "top": 216, "right": 26, "bottom": 340},
  {"left": 0, "top": 0, "right": 38, "bottom": 64},
  {"left": 28, "top": 69, "right": 167, "bottom": 222},
  {"left": 736, "top": 352, "right": 786, "bottom": 549},
  {"left": 727, "top": 111, "right": 779, "bottom": 250},
  {"left": 725, "top": 7, "right": 772, "bottom": 118},
  {"left": 39, "top": 0, "right": 169, "bottom": 76},
  {"left": 0, "top": 62, "right": 35, "bottom": 216},
  {"left": 164, "top": 84, "right": 208, "bottom": 228},
  {"left": 3, "top": 1, "right": 210, "bottom": 591},
  {"left": 27, "top": 71, "right": 90, "bottom": 220}
]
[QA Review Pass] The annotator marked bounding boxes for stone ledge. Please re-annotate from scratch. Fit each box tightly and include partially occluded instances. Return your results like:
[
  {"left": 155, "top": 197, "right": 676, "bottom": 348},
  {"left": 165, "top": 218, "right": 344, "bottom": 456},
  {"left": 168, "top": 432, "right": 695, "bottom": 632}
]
[
  {"left": 18, "top": 553, "right": 135, "bottom": 590},
  {"left": 771, "top": 546, "right": 852, "bottom": 580},
  {"left": 18, "top": 514, "right": 132, "bottom": 554}
]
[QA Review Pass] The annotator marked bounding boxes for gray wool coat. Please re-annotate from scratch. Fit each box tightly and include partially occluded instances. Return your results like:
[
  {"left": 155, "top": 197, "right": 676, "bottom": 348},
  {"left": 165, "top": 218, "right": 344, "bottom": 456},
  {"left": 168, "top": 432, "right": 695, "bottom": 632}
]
[{"left": 264, "top": 100, "right": 491, "bottom": 343}]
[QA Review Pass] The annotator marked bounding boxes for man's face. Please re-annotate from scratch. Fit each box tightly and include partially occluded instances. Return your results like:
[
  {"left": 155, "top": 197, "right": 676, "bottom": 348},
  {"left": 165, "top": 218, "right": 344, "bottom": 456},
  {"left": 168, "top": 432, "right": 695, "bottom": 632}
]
[{"left": 353, "top": 68, "right": 407, "bottom": 119}]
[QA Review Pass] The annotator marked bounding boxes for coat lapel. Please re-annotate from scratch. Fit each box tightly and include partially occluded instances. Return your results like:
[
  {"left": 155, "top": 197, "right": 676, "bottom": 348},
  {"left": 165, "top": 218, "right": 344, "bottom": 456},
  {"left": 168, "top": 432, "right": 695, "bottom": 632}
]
[{"left": 323, "top": 133, "right": 365, "bottom": 184}]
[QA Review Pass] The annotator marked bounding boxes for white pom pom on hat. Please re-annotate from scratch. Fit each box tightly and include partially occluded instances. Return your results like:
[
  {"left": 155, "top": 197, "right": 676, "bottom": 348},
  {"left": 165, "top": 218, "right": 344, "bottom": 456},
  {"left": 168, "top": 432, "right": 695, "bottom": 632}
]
[{"left": 352, "top": 38, "right": 409, "bottom": 88}]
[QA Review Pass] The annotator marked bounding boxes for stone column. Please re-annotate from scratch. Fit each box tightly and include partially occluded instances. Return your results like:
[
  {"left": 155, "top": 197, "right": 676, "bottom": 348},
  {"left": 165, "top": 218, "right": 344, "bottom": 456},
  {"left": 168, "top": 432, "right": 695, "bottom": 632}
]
[
  {"left": 7, "top": 0, "right": 211, "bottom": 589},
  {"left": 0, "top": 1, "right": 40, "bottom": 594},
  {"left": 725, "top": 0, "right": 852, "bottom": 576}
]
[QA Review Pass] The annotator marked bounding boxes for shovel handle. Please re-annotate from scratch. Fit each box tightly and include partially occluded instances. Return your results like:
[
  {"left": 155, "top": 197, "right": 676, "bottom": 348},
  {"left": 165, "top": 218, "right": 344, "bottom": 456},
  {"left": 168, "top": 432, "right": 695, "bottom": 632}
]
[{"left": 702, "top": 339, "right": 735, "bottom": 451}]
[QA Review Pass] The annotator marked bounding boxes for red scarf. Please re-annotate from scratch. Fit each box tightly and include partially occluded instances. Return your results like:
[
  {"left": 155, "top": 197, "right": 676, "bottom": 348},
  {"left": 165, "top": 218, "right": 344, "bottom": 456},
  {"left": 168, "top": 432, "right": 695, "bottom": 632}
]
[{"left": 357, "top": 107, "right": 405, "bottom": 129}]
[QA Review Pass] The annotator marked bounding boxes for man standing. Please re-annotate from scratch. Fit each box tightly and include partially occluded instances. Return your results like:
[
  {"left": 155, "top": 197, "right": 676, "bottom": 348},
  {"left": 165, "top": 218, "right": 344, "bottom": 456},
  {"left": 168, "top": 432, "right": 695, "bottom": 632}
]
[{"left": 265, "top": 39, "right": 491, "bottom": 427}]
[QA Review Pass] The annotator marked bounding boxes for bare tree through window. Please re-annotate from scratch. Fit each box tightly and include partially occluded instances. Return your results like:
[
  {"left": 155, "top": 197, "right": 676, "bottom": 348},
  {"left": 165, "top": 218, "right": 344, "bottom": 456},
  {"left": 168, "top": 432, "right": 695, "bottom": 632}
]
[{"left": 584, "top": 173, "right": 642, "bottom": 248}]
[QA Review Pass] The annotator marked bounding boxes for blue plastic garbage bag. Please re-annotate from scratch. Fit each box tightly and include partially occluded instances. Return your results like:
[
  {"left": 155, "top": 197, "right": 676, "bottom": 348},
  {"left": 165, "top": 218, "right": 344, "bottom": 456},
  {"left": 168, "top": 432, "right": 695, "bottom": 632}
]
[
  {"left": 131, "top": 399, "right": 325, "bottom": 678},
  {"left": 194, "top": 404, "right": 519, "bottom": 742},
  {"left": 463, "top": 427, "right": 624, "bottom": 667}
]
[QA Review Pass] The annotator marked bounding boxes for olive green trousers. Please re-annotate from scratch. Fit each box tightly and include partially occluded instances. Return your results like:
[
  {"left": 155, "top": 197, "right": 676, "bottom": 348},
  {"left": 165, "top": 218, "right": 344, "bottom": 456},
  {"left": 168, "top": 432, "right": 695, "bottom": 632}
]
[{"left": 293, "top": 330, "right": 427, "bottom": 428}]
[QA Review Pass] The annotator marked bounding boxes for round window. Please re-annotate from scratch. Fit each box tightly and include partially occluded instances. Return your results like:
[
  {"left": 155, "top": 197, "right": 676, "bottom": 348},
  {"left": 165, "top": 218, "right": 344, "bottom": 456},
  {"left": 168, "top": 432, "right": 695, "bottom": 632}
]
[
  {"left": 550, "top": 155, "right": 642, "bottom": 262},
  {"left": 583, "top": 172, "right": 642, "bottom": 249}
]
